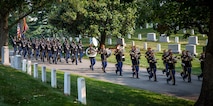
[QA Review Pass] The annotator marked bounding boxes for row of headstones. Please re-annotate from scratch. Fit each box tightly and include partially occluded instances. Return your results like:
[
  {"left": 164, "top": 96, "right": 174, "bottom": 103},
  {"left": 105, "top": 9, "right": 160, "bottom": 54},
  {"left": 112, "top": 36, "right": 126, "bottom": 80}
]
[
  {"left": 143, "top": 42, "right": 197, "bottom": 55},
  {"left": 9, "top": 55, "right": 86, "bottom": 105}
]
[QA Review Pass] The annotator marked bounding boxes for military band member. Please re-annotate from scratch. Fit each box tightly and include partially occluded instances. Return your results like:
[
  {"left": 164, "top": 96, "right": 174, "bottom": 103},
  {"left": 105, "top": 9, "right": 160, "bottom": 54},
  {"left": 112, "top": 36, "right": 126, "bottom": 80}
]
[
  {"left": 12, "top": 37, "right": 17, "bottom": 55},
  {"left": 166, "top": 52, "right": 177, "bottom": 85},
  {"left": 27, "top": 39, "right": 32, "bottom": 59},
  {"left": 130, "top": 45, "right": 141, "bottom": 78},
  {"left": 99, "top": 44, "right": 108, "bottom": 73},
  {"left": 114, "top": 44, "right": 124, "bottom": 76},
  {"left": 22, "top": 38, "right": 28, "bottom": 59},
  {"left": 198, "top": 52, "right": 205, "bottom": 80},
  {"left": 148, "top": 52, "right": 157, "bottom": 81},
  {"left": 78, "top": 40, "right": 84, "bottom": 63},
  {"left": 46, "top": 41, "right": 52, "bottom": 63},
  {"left": 162, "top": 50, "right": 168, "bottom": 74},
  {"left": 180, "top": 50, "right": 187, "bottom": 79},
  {"left": 34, "top": 39, "right": 40, "bottom": 60},
  {"left": 57, "top": 40, "right": 63, "bottom": 62},
  {"left": 40, "top": 40, "right": 46, "bottom": 62},
  {"left": 88, "top": 44, "right": 97, "bottom": 70},
  {"left": 52, "top": 41, "right": 58, "bottom": 64},
  {"left": 145, "top": 47, "right": 152, "bottom": 74},
  {"left": 71, "top": 41, "right": 78, "bottom": 65},
  {"left": 183, "top": 51, "right": 193, "bottom": 82},
  {"left": 17, "top": 37, "right": 23, "bottom": 55}
]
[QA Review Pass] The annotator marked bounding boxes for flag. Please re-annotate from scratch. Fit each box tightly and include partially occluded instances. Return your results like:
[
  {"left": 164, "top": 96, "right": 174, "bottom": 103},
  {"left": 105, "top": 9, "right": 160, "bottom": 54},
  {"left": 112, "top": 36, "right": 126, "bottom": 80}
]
[
  {"left": 23, "top": 17, "right": 29, "bottom": 33},
  {"left": 17, "top": 23, "right": 21, "bottom": 38}
]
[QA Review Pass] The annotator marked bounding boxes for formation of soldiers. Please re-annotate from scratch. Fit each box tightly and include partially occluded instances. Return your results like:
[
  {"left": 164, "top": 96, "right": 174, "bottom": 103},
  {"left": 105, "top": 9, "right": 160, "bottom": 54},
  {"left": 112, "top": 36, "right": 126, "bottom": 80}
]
[
  {"left": 11, "top": 37, "right": 84, "bottom": 65},
  {"left": 11, "top": 36, "right": 205, "bottom": 85}
]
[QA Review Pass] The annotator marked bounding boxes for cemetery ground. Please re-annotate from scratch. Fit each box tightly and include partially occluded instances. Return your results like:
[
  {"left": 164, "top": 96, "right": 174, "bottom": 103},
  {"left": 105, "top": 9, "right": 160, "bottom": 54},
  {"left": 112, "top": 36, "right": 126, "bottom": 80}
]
[
  {"left": 89, "top": 28, "right": 207, "bottom": 75},
  {"left": 0, "top": 64, "right": 194, "bottom": 106}
]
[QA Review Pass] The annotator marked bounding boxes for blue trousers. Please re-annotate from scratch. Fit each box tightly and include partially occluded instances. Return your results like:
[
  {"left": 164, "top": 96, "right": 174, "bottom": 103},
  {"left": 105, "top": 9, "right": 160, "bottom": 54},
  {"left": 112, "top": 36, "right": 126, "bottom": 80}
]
[
  {"left": 79, "top": 51, "right": 83, "bottom": 62},
  {"left": 89, "top": 57, "right": 96, "bottom": 70},
  {"left": 118, "top": 61, "right": 123, "bottom": 75},
  {"left": 102, "top": 61, "right": 107, "bottom": 70}
]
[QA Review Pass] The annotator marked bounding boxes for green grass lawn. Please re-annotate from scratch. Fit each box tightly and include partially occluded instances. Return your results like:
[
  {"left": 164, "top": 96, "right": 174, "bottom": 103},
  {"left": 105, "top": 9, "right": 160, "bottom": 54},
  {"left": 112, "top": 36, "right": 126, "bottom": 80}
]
[
  {"left": 82, "top": 28, "right": 207, "bottom": 75},
  {"left": 0, "top": 65, "right": 194, "bottom": 106}
]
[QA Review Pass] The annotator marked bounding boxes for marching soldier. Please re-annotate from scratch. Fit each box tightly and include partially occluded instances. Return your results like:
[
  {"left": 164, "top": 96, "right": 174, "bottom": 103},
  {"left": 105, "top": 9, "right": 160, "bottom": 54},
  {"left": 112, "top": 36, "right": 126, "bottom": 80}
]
[
  {"left": 22, "top": 38, "right": 28, "bottom": 59},
  {"left": 99, "top": 44, "right": 108, "bottom": 73},
  {"left": 88, "top": 44, "right": 97, "bottom": 70},
  {"left": 180, "top": 50, "right": 187, "bottom": 79},
  {"left": 130, "top": 45, "right": 141, "bottom": 78},
  {"left": 34, "top": 39, "right": 40, "bottom": 60},
  {"left": 145, "top": 48, "right": 152, "bottom": 74},
  {"left": 57, "top": 40, "right": 63, "bottom": 62},
  {"left": 78, "top": 40, "right": 84, "bottom": 63},
  {"left": 166, "top": 52, "right": 177, "bottom": 85},
  {"left": 27, "top": 39, "right": 32, "bottom": 59},
  {"left": 114, "top": 44, "right": 124, "bottom": 76},
  {"left": 198, "top": 52, "right": 205, "bottom": 80},
  {"left": 71, "top": 41, "right": 78, "bottom": 65},
  {"left": 148, "top": 52, "right": 157, "bottom": 81},
  {"left": 52, "top": 41, "right": 58, "bottom": 64},
  {"left": 183, "top": 51, "right": 193, "bottom": 82},
  {"left": 46, "top": 41, "right": 52, "bottom": 64},
  {"left": 40, "top": 40, "right": 46, "bottom": 62},
  {"left": 12, "top": 37, "right": 17, "bottom": 55},
  {"left": 64, "top": 40, "right": 70, "bottom": 63}
]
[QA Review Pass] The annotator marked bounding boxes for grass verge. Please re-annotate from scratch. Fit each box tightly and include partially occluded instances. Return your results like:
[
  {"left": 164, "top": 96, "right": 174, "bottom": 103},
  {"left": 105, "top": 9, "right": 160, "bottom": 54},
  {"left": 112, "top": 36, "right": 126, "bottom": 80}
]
[{"left": 0, "top": 65, "right": 194, "bottom": 106}]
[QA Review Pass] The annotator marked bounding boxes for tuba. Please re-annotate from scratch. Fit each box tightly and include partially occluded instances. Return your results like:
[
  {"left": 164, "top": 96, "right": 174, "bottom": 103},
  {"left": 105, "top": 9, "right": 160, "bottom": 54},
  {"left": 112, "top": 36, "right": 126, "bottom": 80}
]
[{"left": 86, "top": 37, "right": 98, "bottom": 57}]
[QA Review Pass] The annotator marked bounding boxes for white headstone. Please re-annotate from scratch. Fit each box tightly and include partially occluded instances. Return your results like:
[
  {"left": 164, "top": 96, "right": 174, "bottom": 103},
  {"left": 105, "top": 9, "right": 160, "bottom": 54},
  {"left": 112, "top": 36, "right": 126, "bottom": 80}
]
[
  {"left": 147, "top": 33, "right": 157, "bottom": 41},
  {"left": 9, "top": 51, "right": 14, "bottom": 56},
  {"left": 175, "top": 37, "right": 179, "bottom": 43},
  {"left": 64, "top": 72, "right": 70, "bottom": 95},
  {"left": 10, "top": 56, "right": 15, "bottom": 68},
  {"left": 79, "top": 34, "right": 82, "bottom": 39},
  {"left": 27, "top": 60, "right": 32, "bottom": 75},
  {"left": 202, "top": 34, "right": 206, "bottom": 37},
  {"left": 146, "top": 23, "right": 149, "bottom": 28},
  {"left": 144, "top": 42, "right": 147, "bottom": 50},
  {"left": 33, "top": 63, "right": 38, "bottom": 78},
  {"left": 140, "top": 26, "right": 143, "bottom": 29},
  {"left": 22, "top": 59, "right": 27, "bottom": 72},
  {"left": 138, "top": 34, "right": 142, "bottom": 40},
  {"left": 168, "top": 44, "right": 181, "bottom": 54},
  {"left": 206, "top": 39, "right": 208, "bottom": 45},
  {"left": 14, "top": 55, "right": 22, "bottom": 70},
  {"left": 157, "top": 44, "right": 161, "bottom": 52},
  {"left": 176, "top": 26, "right": 179, "bottom": 30},
  {"left": 108, "top": 38, "right": 112, "bottom": 45},
  {"left": 132, "top": 41, "right": 135, "bottom": 46},
  {"left": 128, "top": 34, "right": 131, "bottom": 39},
  {"left": 186, "top": 44, "right": 197, "bottom": 55},
  {"left": 188, "top": 36, "right": 199, "bottom": 45},
  {"left": 75, "top": 37, "right": 80, "bottom": 42},
  {"left": 159, "top": 34, "right": 170, "bottom": 42},
  {"left": 150, "top": 23, "right": 153, "bottom": 28},
  {"left": 1, "top": 46, "right": 10, "bottom": 65},
  {"left": 183, "top": 28, "right": 186, "bottom": 34},
  {"left": 191, "top": 29, "right": 195, "bottom": 35},
  {"left": 78, "top": 77, "right": 86, "bottom": 105},
  {"left": 42, "top": 66, "right": 46, "bottom": 82},
  {"left": 122, "top": 38, "right": 125, "bottom": 46},
  {"left": 51, "top": 69, "right": 57, "bottom": 88},
  {"left": 69, "top": 37, "right": 72, "bottom": 42}
]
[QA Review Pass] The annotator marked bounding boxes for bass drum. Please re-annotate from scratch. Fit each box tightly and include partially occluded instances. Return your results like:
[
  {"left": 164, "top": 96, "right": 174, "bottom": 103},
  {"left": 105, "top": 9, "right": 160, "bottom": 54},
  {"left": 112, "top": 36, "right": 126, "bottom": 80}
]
[{"left": 86, "top": 47, "right": 97, "bottom": 57}]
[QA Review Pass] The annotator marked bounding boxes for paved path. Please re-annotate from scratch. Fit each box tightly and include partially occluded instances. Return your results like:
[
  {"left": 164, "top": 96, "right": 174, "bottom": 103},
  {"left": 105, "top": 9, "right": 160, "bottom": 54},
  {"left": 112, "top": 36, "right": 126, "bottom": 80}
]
[{"left": 32, "top": 58, "right": 202, "bottom": 101}]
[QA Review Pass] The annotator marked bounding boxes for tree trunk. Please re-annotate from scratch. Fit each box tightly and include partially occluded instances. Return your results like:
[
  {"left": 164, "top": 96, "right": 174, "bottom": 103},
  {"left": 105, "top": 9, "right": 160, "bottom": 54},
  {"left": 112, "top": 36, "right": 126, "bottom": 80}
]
[
  {"left": 100, "top": 34, "right": 106, "bottom": 47},
  {"left": 0, "top": 13, "right": 9, "bottom": 60},
  {"left": 195, "top": 5, "right": 213, "bottom": 106}
]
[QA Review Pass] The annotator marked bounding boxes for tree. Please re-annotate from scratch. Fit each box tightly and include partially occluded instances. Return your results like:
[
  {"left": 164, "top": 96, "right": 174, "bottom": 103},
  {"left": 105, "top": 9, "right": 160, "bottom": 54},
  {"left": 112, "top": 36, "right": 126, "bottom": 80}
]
[
  {"left": 143, "top": 0, "right": 212, "bottom": 105},
  {"left": 0, "top": 0, "right": 60, "bottom": 59},
  {"left": 49, "top": 0, "right": 137, "bottom": 46}
]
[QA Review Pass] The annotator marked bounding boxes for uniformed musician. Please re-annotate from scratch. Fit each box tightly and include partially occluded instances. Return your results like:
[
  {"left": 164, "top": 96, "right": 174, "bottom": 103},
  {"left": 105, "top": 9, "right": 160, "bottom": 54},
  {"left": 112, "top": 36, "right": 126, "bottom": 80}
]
[
  {"left": 114, "top": 44, "right": 124, "bottom": 76},
  {"left": 130, "top": 45, "right": 141, "bottom": 78},
  {"left": 148, "top": 52, "right": 157, "bottom": 81},
  {"left": 78, "top": 40, "right": 84, "bottom": 63},
  {"left": 88, "top": 44, "right": 97, "bottom": 70},
  {"left": 99, "top": 44, "right": 108, "bottom": 73},
  {"left": 166, "top": 52, "right": 177, "bottom": 85},
  {"left": 198, "top": 52, "right": 205, "bottom": 80},
  {"left": 183, "top": 51, "right": 193, "bottom": 82}
]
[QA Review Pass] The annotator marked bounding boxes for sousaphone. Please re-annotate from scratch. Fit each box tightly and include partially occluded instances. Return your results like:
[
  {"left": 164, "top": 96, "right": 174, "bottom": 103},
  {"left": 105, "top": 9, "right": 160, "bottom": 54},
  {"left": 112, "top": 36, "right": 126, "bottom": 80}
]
[{"left": 86, "top": 37, "right": 98, "bottom": 57}]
